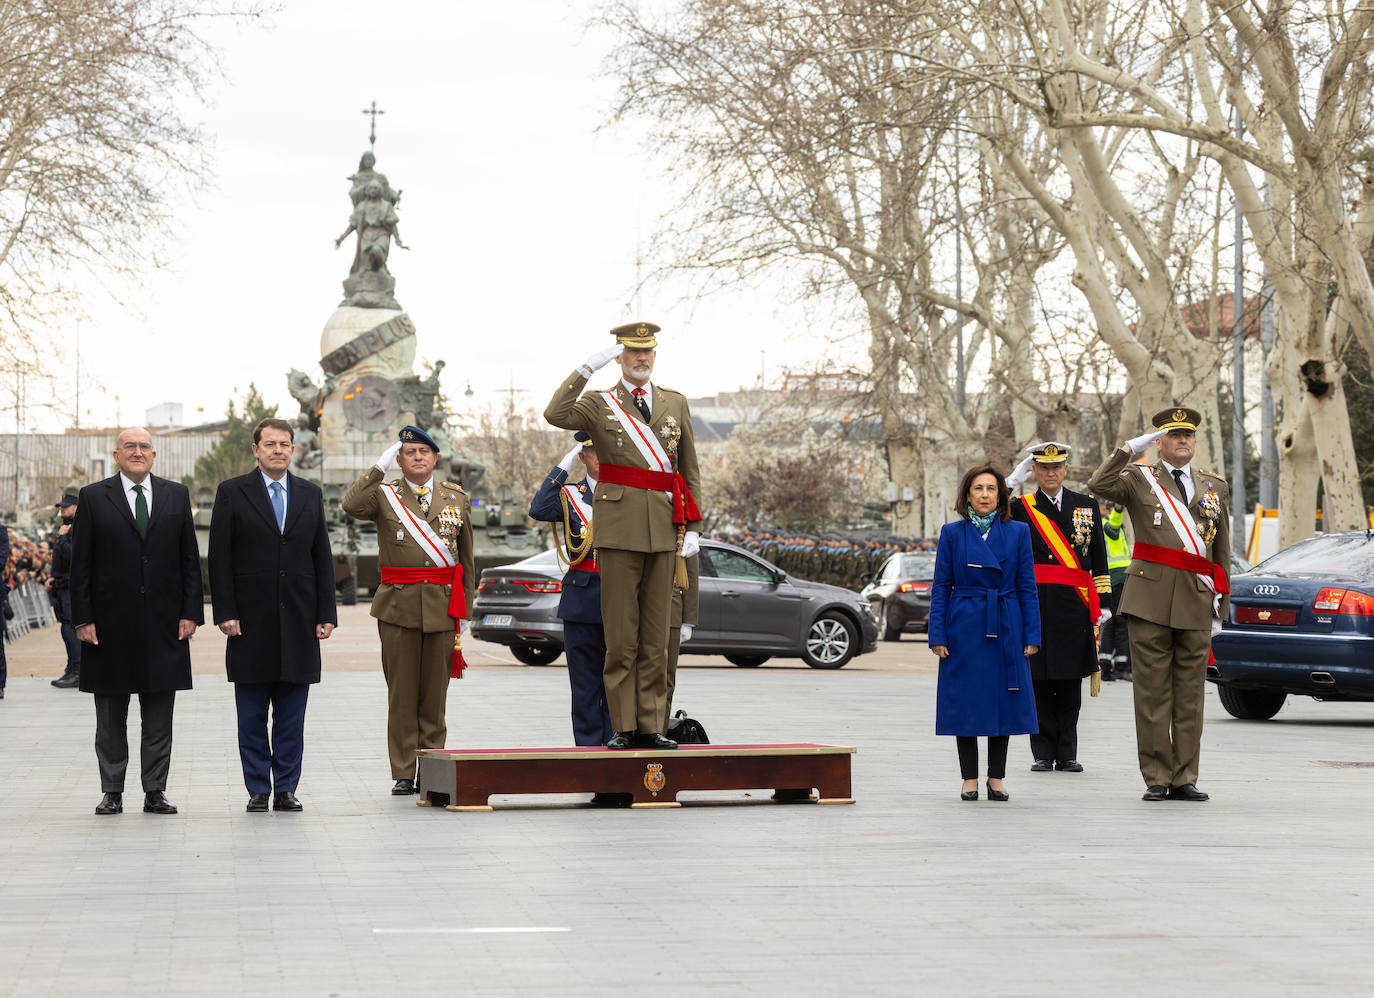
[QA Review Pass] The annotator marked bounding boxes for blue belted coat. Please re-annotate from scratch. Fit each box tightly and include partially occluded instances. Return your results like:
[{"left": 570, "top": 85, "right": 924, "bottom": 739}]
[{"left": 928, "top": 517, "right": 1042, "bottom": 737}]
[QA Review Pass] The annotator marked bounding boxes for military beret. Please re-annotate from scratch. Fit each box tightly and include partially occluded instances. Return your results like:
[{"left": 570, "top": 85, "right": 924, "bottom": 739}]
[{"left": 398, "top": 424, "right": 440, "bottom": 452}]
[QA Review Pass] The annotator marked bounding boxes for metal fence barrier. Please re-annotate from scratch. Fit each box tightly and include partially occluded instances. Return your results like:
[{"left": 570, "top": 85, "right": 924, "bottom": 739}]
[{"left": 4, "top": 580, "right": 54, "bottom": 643}]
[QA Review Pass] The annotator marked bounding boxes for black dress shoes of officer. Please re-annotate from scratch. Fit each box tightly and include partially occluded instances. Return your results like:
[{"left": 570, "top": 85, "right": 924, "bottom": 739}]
[
  {"left": 51, "top": 667, "right": 80, "bottom": 689},
  {"left": 636, "top": 732, "right": 678, "bottom": 749},
  {"left": 1056, "top": 760, "right": 1084, "bottom": 773},
  {"left": 1142, "top": 784, "right": 1169, "bottom": 801},
  {"left": 606, "top": 732, "right": 635, "bottom": 750},
  {"left": 273, "top": 792, "right": 303, "bottom": 811},
  {"left": 986, "top": 781, "right": 1010, "bottom": 802},
  {"left": 1030, "top": 759, "right": 1053, "bottom": 772},
  {"left": 246, "top": 793, "right": 270, "bottom": 812},
  {"left": 589, "top": 792, "right": 633, "bottom": 807},
  {"left": 143, "top": 791, "right": 178, "bottom": 814},
  {"left": 391, "top": 779, "right": 416, "bottom": 795},
  {"left": 95, "top": 792, "right": 123, "bottom": 815},
  {"left": 1168, "top": 783, "right": 1209, "bottom": 801}
]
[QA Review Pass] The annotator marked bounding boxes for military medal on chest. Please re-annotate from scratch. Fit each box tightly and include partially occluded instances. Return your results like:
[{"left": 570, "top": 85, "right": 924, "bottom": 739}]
[
  {"left": 436, "top": 503, "right": 463, "bottom": 556},
  {"left": 1071, "top": 507, "right": 1093, "bottom": 548}
]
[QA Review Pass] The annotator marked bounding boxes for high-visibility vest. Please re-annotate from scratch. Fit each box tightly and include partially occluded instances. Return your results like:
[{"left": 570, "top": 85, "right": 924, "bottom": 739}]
[{"left": 1103, "top": 507, "right": 1131, "bottom": 573}]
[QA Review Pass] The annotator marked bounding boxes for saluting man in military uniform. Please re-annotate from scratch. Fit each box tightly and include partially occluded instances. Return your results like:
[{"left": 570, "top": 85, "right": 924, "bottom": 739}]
[
  {"left": 1008, "top": 442, "right": 1112, "bottom": 773},
  {"left": 1088, "top": 407, "right": 1230, "bottom": 802},
  {"left": 342, "top": 425, "right": 475, "bottom": 794},
  {"left": 544, "top": 322, "right": 703, "bottom": 750}
]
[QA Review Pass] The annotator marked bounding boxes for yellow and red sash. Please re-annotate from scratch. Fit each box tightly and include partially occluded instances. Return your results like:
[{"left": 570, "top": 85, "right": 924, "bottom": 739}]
[{"left": 1020, "top": 495, "right": 1100, "bottom": 622}]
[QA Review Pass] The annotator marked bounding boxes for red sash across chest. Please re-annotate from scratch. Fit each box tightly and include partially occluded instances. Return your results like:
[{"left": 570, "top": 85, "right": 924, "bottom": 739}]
[{"left": 598, "top": 462, "right": 701, "bottom": 525}]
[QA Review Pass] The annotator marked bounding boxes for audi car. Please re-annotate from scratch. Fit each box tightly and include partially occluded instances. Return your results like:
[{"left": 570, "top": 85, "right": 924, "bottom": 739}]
[
  {"left": 859, "top": 552, "right": 937, "bottom": 640},
  {"left": 1209, "top": 531, "right": 1374, "bottom": 719},
  {"left": 471, "top": 540, "right": 879, "bottom": 669}
]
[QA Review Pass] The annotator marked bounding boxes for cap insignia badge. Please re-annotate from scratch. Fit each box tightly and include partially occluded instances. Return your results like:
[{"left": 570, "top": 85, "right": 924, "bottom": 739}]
[
  {"left": 1172, "top": 409, "right": 1187, "bottom": 423},
  {"left": 1044, "top": 443, "right": 1059, "bottom": 458}
]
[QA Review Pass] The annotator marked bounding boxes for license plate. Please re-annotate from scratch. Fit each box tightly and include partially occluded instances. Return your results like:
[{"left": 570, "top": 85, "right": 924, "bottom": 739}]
[
  {"left": 482, "top": 614, "right": 514, "bottom": 627},
  {"left": 1235, "top": 606, "right": 1297, "bottom": 626}
]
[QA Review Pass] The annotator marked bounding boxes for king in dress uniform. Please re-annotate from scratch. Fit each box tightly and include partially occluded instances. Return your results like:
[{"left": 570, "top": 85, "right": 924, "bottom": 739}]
[
  {"left": 341, "top": 425, "right": 476, "bottom": 794},
  {"left": 1007, "top": 442, "right": 1112, "bottom": 773},
  {"left": 543, "top": 322, "right": 703, "bottom": 749},
  {"left": 1087, "top": 407, "right": 1230, "bottom": 802}
]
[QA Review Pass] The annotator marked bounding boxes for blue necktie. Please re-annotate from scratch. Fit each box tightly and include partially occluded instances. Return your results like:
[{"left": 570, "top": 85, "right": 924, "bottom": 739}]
[{"left": 270, "top": 481, "right": 285, "bottom": 532}]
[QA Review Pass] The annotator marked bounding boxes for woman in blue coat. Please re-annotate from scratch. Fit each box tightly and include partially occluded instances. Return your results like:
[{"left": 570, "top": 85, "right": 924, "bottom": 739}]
[{"left": 928, "top": 465, "right": 1041, "bottom": 802}]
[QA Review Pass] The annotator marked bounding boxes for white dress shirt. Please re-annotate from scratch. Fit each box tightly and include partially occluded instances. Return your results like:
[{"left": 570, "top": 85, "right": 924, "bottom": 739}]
[
  {"left": 260, "top": 469, "right": 288, "bottom": 520},
  {"left": 1043, "top": 488, "right": 1062, "bottom": 511},
  {"left": 408, "top": 476, "right": 435, "bottom": 499},
  {"left": 622, "top": 378, "right": 652, "bottom": 418},
  {"left": 119, "top": 472, "right": 151, "bottom": 518},
  {"left": 1161, "top": 459, "right": 1194, "bottom": 503}
]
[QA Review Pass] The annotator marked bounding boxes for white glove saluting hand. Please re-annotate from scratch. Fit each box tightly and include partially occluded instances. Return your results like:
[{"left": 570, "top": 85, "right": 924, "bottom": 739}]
[
  {"left": 375, "top": 440, "right": 403, "bottom": 472},
  {"left": 577, "top": 342, "right": 624, "bottom": 379},
  {"left": 557, "top": 443, "right": 583, "bottom": 474},
  {"left": 1125, "top": 427, "right": 1168, "bottom": 456},
  {"left": 680, "top": 530, "right": 700, "bottom": 558},
  {"left": 1006, "top": 454, "right": 1034, "bottom": 489}
]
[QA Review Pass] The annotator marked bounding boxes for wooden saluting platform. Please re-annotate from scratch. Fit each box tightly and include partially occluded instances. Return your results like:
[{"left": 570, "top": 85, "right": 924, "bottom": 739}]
[{"left": 415, "top": 744, "right": 856, "bottom": 811}]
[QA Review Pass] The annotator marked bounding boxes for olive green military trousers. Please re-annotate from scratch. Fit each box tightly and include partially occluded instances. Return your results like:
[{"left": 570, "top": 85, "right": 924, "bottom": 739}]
[
  {"left": 598, "top": 548, "right": 673, "bottom": 734},
  {"left": 377, "top": 620, "right": 453, "bottom": 779},
  {"left": 1125, "top": 615, "right": 1213, "bottom": 788}
]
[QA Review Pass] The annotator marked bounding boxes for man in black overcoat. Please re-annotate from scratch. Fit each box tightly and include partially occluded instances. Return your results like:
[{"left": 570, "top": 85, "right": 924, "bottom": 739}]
[
  {"left": 71, "top": 427, "right": 203, "bottom": 815},
  {"left": 209, "top": 418, "right": 335, "bottom": 813},
  {"left": 1008, "top": 443, "right": 1112, "bottom": 773}
]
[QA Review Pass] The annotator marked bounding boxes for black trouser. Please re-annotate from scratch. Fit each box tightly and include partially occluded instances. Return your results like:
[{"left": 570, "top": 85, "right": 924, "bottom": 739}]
[
  {"left": 1030, "top": 678, "right": 1082, "bottom": 764},
  {"left": 94, "top": 691, "right": 175, "bottom": 793},
  {"left": 57, "top": 590, "right": 81, "bottom": 669},
  {"left": 957, "top": 736, "right": 1009, "bottom": 780},
  {"left": 1098, "top": 583, "right": 1131, "bottom": 674}
]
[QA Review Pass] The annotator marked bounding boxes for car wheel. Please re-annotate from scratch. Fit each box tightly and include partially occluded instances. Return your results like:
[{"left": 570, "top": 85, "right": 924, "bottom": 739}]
[
  {"left": 339, "top": 575, "right": 357, "bottom": 606},
  {"left": 881, "top": 603, "right": 901, "bottom": 642},
  {"left": 802, "top": 611, "right": 857, "bottom": 669},
  {"left": 510, "top": 643, "right": 562, "bottom": 666},
  {"left": 1216, "top": 684, "right": 1286, "bottom": 720},
  {"left": 726, "top": 654, "right": 770, "bottom": 667}
]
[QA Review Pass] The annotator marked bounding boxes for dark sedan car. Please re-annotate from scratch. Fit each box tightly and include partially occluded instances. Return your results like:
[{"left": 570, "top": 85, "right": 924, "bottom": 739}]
[
  {"left": 1209, "top": 531, "right": 1374, "bottom": 719},
  {"left": 471, "top": 540, "right": 878, "bottom": 669},
  {"left": 858, "top": 552, "right": 937, "bottom": 640}
]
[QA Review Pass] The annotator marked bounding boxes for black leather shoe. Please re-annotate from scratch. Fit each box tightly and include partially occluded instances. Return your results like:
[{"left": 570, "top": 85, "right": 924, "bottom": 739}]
[
  {"left": 636, "top": 732, "right": 678, "bottom": 749},
  {"left": 246, "top": 793, "right": 269, "bottom": 812},
  {"left": 589, "top": 793, "right": 633, "bottom": 807},
  {"left": 51, "top": 670, "right": 80, "bottom": 689},
  {"left": 273, "top": 792, "right": 303, "bottom": 811},
  {"left": 1142, "top": 784, "right": 1168, "bottom": 801},
  {"left": 143, "top": 791, "right": 178, "bottom": 814},
  {"left": 0, "top": 688, "right": 5, "bottom": 698},
  {"left": 95, "top": 792, "right": 123, "bottom": 815},
  {"left": 606, "top": 732, "right": 635, "bottom": 750},
  {"left": 1056, "top": 760, "right": 1084, "bottom": 773},
  {"left": 960, "top": 788, "right": 979, "bottom": 801},
  {"left": 1030, "top": 759, "right": 1053, "bottom": 772},
  {"left": 391, "top": 779, "right": 416, "bottom": 795},
  {"left": 986, "top": 781, "right": 1010, "bottom": 802},
  {"left": 1168, "top": 783, "right": 1209, "bottom": 802}
]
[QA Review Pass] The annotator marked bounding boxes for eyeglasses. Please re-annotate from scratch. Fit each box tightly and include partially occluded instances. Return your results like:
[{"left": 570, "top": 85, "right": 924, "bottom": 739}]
[{"left": 119, "top": 442, "right": 154, "bottom": 452}]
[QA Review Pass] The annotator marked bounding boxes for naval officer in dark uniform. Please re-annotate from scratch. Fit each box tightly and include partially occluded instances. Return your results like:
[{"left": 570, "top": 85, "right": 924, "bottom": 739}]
[
  {"left": 1008, "top": 442, "right": 1111, "bottom": 773},
  {"left": 528, "top": 431, "right": 614, "bottom": 747}
]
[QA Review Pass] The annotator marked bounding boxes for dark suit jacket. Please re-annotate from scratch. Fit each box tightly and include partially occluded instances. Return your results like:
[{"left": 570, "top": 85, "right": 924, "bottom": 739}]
[
  {"left": 528, "top": 466, "right": 601, "bottom": 624},
  {"left": 208, "top": 470, "right": 336, "bottom": 685},
  {"left": 71, "top": 474, "right": 204, "bottom": 695},
  {"left": 1010, "top": 487, "right": 1110, "bottom": 681}
]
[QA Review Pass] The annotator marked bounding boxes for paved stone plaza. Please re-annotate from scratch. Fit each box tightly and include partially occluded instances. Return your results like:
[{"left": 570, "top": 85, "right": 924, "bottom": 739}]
[{"left": 2, "top": 608, "right": 1373, "bottom": 996}]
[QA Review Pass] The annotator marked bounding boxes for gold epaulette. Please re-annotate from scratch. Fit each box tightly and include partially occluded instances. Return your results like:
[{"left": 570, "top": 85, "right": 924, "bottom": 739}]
[{"left": 441, "top": 481, "right": 466, "bottom": 495}]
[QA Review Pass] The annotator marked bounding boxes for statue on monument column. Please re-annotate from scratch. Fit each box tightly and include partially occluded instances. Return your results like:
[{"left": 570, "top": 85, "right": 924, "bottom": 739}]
[{"left": 334, "top": 154, "right": 407, "bottom": 310}]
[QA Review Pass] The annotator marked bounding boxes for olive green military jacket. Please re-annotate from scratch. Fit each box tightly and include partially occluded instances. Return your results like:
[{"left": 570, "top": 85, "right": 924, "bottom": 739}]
[
  {"left": 544, "top": 372, "right": 703, "bottom": 554},
  {"left": 341, "top": 467, "right": 476, "bottom": 633},
  {"left": 1087, "top": 447, "right": 1231, "bottom": 630}
]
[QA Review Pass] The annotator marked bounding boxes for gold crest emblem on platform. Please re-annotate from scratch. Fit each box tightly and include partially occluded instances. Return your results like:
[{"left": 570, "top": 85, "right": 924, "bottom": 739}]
[{"left": 643, "top": 763, "right": 665, "bottom": 797}]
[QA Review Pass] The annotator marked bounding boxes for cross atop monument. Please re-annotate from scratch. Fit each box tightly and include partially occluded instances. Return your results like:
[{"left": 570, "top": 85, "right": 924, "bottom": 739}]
[{"left": 362, "top": 100, "right": 385, "bottom": 150}]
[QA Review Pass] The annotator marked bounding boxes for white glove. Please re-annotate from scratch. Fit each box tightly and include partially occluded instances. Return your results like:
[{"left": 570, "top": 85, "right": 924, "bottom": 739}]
[
  {"left": 1125, "top": 428, "right": 1168, "bottom": 456},
  {"left": 1096, "top": 608, "right": 1113, "bottom": 626},
  {"left": 1006, "top": 454, "right": 1034, "bottom": 489},
  {"left": 680, "top": 624, "right": 693, "bottom": 643},
  {"left": 557, "top": 444, "right": 582, "bottom": 474},
  {"left": 375, "top": 440, "right": 403, "bottom": 472},
  {"left": 577, "top": 342, "right": 624, "bottom": 379},
  {"left": 680, "top": 530, "right": 700, "bottom": 558},
  {"left": 1211, "top": 618, "right": 1223, "bottom": 638}
]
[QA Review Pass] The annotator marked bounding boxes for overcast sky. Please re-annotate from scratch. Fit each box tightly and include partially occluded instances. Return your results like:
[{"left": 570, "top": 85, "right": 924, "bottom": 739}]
[{"left": 39, "top": 0, "right": 844, "bottom": 433}]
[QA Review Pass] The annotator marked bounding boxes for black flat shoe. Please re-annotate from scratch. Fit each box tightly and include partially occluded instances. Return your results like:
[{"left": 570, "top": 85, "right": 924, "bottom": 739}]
[
  {"left": 606, "top": 732, "right": 634, "bottom": 750},
  {"left": 1055, "top": 760, "right": 1084, "bottom": 773},
  {"left": 391, "top": 779, "right": 416, "bottom": 795},
  {"left": 1030, "top": 759, "right": 1053, "bottom": 772},
  {"left": 1142, "top": 784, "right": 1168, "bottom": 801},
  {"left": 95, "top": 792, "right": 123, "bottom": 815},
  {"left": 636, "top": 732, "right": 678, "bottom": 750},
  {"left": 960, "top": 788, "right": 979, "bottom": 801},
  {"left": 273, "top": 792, "right": 303, "bottom": 811},
  {"left": 246, "top": 793, "right": 269, "bottom": 812},
  {"left": 1168, "top": 783, "right": 1209, "bottom": 802},
  {"left": 986, "top": 782, "right": 1009, "bottom": 802},
  {"left": 143, "top": 791, "right": 178, "bottom": 814},
  {"left": 589, "top": 793, "right": 633, "bottom": 807}
]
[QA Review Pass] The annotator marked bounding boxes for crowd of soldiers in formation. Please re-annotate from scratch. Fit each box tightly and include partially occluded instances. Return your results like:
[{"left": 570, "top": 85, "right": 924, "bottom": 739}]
[{"left": 706, "top": 526, "right": 935, "bottom": 590}]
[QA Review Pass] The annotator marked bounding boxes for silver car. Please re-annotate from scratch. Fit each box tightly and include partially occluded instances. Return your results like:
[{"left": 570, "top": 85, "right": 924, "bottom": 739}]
[{"left": 471, "top": 540, "right": 879, "bottom": 669}]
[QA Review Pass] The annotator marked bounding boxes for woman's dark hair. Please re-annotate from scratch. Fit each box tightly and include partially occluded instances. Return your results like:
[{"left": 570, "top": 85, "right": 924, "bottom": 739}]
[{"left": 953, "top": 464, "right": 1013, "bottom": 522}]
